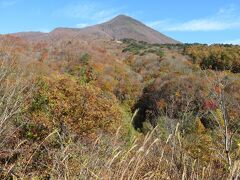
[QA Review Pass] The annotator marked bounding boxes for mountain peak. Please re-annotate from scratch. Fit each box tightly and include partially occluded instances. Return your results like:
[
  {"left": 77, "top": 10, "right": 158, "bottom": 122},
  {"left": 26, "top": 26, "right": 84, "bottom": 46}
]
[
  {"left": 108, "top": 14, "right": 141, "bottom": 25},
  {"left": 114, "top": 14, "right": 129, "bottom": 18},
  {"left": 113, "top": 14, "right": 132, "bottom": 20},
  {"left": 97, "top": 15, "right": 179, "bottom": 44},
  {"left": 11, "top": 15, "right": 180, "bottom": 44}
]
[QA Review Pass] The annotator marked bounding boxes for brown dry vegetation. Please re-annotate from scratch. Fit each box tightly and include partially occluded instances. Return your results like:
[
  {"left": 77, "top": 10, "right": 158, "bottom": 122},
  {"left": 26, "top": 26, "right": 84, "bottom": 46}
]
[{"left": 0, "top": 35, "right": 240, "bottom": 179}]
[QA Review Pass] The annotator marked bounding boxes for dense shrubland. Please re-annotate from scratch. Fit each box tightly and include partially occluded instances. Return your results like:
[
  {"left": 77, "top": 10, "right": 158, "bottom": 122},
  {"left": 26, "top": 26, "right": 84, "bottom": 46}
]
[
  {"left": 29, "top": 74, "right": 122, "bottom": 137},
  {"left": 184, "top": 44, "right": 240, "bottom": 73},
  {"left": 122, "top": 39, "right": 164, "bottom": 57},
  {"left": 0, "top": 36, "right": 240, "bottom": 179}
]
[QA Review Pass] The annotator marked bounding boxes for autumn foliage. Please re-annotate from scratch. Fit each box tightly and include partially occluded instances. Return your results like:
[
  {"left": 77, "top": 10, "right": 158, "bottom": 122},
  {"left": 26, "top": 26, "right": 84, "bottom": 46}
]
[
  {"left": 184, "top": 44, "right": 240, "bottom": 72},
  {"left": 28, "top": 74, "right": 122, "bottom": 138},
  {"left": 0, "top": 36, "right": 240, "bottom": 179}
]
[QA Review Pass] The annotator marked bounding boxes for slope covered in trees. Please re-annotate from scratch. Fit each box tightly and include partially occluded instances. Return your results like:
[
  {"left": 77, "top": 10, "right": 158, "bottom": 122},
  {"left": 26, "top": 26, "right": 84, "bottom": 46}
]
[
  {"left": 0, "top": 36, "right": 240, "bottom": 179},
  {"left": 184, "top": 44, "right": 240, "bottom": 73}
]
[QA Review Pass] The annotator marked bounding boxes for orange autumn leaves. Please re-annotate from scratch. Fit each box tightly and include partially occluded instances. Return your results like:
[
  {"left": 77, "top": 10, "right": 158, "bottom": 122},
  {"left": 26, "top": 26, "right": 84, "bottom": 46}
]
[{"left": 29, "top": 74, "right": 123, "bottom": 137}]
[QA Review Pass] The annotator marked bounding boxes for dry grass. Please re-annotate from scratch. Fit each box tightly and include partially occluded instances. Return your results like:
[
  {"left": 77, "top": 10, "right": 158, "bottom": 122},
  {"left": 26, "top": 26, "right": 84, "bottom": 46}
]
[{"left": 4, "top": 122, "right": 238, "bottom": 179}]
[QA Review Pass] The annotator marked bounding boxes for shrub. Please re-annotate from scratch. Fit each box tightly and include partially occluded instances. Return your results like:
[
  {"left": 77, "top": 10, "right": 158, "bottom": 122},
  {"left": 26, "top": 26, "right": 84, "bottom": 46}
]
[
  {"left": 28, "top": 74, "right": 123, "bottom": 138},
  {"left": 131, "top": 73, "right": 214, "bottom": 131},
  {"left": 184, "top": 44, "right": 240, "bottom": 73},
  {"left": 122, "top": 39, "right": 164, "bottom": 57},
  {"left": 0, "top": 59, "right": 30, "bottom": 145},
  {"left": 80, "top": 53, "right": 90, "bottom": 65}
]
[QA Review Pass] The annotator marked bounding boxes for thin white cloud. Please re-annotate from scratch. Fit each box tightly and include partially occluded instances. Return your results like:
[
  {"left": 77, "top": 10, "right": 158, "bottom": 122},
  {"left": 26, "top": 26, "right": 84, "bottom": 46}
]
[
  {"left": 148, "top": 5, "right": 240, "bottom": 32},
  {"left": 217, "top": 4, "right": 237, "bottom": 17},
  {"left": 166, "top": 20, "right": 240, "bottom": 31},
  {"left": 54, "top": 2, "right": 121, "bottom": 24},
  {"left": 148, "top": 20, "right": 171, "bottom": 28},
  {"left": 0, "top": 0, "right": 18, "bottom": 8}
]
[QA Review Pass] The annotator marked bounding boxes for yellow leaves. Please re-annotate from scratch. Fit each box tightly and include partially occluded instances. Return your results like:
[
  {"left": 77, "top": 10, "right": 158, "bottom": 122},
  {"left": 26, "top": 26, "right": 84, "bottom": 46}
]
[
  {"left": 185, "top": 133, "right": 214, "bottom": 164},
  {"left": 30, "top": 74, "right": 123, "bottom": 138},
  {"left": 185, "top": 44, "right": 240, "bottom": 73},
  {"left": 175, "top": 91, "right": 180, "bottom": 97},
  {"left": 196, "top": 117, "right": 205, "bottom": 134},
  {"left": 236, "top": 141, "right": 240, "bottom": 157},
  {"left": 216, "top": 109, "right": 225, "bottom": 128}
]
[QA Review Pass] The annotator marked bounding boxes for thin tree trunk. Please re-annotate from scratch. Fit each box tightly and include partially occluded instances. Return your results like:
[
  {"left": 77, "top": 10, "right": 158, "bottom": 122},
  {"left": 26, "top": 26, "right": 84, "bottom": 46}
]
[{"left": 221, "top": 91, "right": 231, "bottom": 166}]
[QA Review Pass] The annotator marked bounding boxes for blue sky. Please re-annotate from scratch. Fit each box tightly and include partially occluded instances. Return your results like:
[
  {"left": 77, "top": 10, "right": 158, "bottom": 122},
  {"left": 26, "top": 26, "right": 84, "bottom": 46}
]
[{"left": 0, "top": 0, "right": 240, "bottom": 44}]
